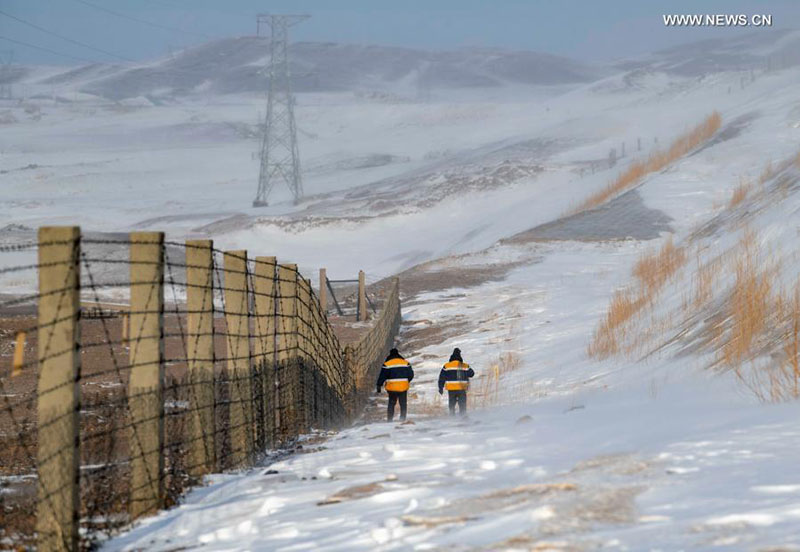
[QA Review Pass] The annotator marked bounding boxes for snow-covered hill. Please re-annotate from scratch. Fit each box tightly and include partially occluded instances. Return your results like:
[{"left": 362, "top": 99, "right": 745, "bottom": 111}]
[
  {"left": 4, "top": 38, "right": 602, "bottom": 101},
  {"left": 7, "top": 29, "right": 800, "bottom": 103},
  {"left": 616, "top": 28, "right": 800, "bottom": 76}
]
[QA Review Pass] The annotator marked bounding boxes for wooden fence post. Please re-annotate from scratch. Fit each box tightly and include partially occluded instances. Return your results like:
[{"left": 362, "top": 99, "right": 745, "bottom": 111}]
[
  {"left": 297, "top": 277, "right": 310, "bottom": 363},
  {"left": 276, "top": 264, "right": 298, "bottom": 436},
  {"left": 358, "top": 270, "right": 367, "bottom": 321},
  {"left": 36, "top": 226, "right": 80, "bottom": 552},
  {"left": 300, "top": 277, "right": 315, "bottom": 431},
  {"left": 121, "top": 311, "right": 129, "bottom": 347},
  {"left": 307, "top": 277, "right": 319, "bottom": 426},
  {"left": 253, "top": 256, "right": 276, "bottom": 448},
  {"left": 319, "top": 268, "right": 327, "bottom": 315},
  {"left": 185, "top": 239, "right": 215, "bottom": 475},
  {"left": 12, "top": 330, "right": 25, "bottom": 377},
  {"left": 277, "top": 264, "right": 297, "bottom": 363},
  {"left": 128, "top": 231, "right": 165, "bottom": 519},
  {"left": 308, "top": 284, "right": 323, "bottom": 427},
  {"left": 223, "top": 250, "right": 253, "bottom": 466}
]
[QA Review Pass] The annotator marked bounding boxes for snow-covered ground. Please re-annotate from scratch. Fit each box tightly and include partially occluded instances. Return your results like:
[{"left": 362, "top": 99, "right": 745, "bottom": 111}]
[
  {"left": 4, "top": 56, "right": 797, "bottom": 283},
  {"left": 5, "top": 33, "right": 800, "bottom": 550},
  {"left": 105, "top": 239, "right": 800, "bottom": 550},
  {"left": 105, "top": 384, "right": 800, "bottom": 551}
]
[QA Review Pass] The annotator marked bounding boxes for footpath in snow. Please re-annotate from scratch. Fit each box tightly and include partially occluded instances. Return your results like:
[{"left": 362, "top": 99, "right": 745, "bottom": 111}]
[{"left": 106, "top": 381, "right": 800, "bottom": 551}]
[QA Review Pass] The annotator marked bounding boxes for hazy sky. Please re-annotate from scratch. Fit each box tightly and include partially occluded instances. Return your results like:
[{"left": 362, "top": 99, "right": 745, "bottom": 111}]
[{"left": 2, "top": 0, "right": 798, "bottom": 65}]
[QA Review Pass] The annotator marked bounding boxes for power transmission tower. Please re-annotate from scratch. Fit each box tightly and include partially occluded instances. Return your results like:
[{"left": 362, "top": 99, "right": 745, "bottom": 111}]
[
  {"left": 0, "top": 50, "right": 14, "bottom": 100},
  {"left": 253, "top": 14, "right": 309, "bottom": 207}
]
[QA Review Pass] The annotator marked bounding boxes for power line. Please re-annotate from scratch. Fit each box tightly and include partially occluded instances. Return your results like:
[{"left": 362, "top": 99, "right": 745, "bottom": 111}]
[
  {"left": 71, "top": 0, "right": 211, "bottom": 39},
  {"left": 0, "top": 34, "right": 235, "bottom": 85},
  {"left": 0, "top": 9, "right": 133, "bottom": 62},
  {"left": 143, "top": 0, "right": 254, "bottom": 21},
  {"left": 0, "top": 35, "right": 98, "bottom": 63}
]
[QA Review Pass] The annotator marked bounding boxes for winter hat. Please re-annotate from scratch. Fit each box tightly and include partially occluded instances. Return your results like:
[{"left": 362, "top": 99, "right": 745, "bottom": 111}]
[
  {"left": 449, "top": 348, "right": 462, "bottom": 362},
  {"left": 389, "top": 348, "right": 399, "bottom": 356}
]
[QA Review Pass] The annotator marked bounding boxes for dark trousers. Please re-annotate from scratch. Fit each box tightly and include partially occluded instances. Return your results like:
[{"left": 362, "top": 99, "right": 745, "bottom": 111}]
[
  {"left": 448, "top": 390, "right": 467, "bottom": 416},
  {"left": 387, "top": 391, "right": 407, "bottom": 421}
]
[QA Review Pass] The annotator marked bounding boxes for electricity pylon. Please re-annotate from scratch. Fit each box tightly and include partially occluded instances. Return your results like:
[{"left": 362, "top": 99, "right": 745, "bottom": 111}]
[{"left": 253, "top": 14, "right": 309, "bottom": 207}]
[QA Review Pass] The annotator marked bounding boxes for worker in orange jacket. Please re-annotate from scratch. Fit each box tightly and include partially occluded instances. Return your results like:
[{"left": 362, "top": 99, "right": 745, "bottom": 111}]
[
  {"left": 438, "top": 348, "right": 474, "bottom": 416},
  {"left": 376, "top": 348, "right": 414, "bottom": 421}
]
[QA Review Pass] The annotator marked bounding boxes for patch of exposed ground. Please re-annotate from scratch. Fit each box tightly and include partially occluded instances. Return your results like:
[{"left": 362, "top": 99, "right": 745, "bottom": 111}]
[
  {"left": 474, "top": 453, "right": 656, "bottom": 550},
  {"left": 504, "top": 189, "right": 672, "bottom": 244},
  {"left": 195, "top": 162, "right": 544, "bottom": 235},
  {"left": 134, "top": 212, "right": 243, "bottom": 230},
  {"left": 193, "top": 136, "right": 573, "bottom": 236},
  {"left": 317, "top": 481, "right": 386, "bottom": 505},
  {"left": 692, "top": 111, "right": 759, "bottom": 156},
  {"left": 371, "top": 248, "right": 537, "bottom": 303},
  {"left": 400, "top": 316, "right": 472, "bottom": 352}
]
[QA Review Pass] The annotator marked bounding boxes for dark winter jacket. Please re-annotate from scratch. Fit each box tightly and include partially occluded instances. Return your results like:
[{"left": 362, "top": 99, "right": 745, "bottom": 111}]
[
  {"left": 438, "top": 349, "right": 474, "bottom": 393},
  {"left": 376, "top": 349, "right": 414, "bottom": 392}
]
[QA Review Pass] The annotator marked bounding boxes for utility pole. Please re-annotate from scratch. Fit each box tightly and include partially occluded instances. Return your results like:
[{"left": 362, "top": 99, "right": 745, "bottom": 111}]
[
  {"left": 0, "top": 50, "right": 14, "bottom": 100},
  {"left": 253, "top": 14, "right": 309, "bottom": 207}
]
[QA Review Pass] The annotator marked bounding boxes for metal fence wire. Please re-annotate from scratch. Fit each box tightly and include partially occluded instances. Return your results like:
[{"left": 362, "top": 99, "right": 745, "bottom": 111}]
[{"left": 0, "top": 227, "right": 401, "bottom": 551}]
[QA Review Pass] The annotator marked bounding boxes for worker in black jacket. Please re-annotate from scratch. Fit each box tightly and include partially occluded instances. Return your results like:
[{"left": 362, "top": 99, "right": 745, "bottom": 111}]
[
  {"left": 438, "top": 348, "right": 474, "bottom": 416},
  {"left": 376, "top": 348, "right": 414, "bottom": 421}
]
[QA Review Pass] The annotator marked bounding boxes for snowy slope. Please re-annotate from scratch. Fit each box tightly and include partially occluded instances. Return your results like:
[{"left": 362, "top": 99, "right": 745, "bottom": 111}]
[
  {"left": 104, "top": 61, "right": 800, "bottom": 549},
  {"left": 6, "top": 39, "right": 601, "bottom": 101},
  {"left": 616, "top": 28, "right": 800, "bottom": 76},
  {"left": 104, "top": 386, "right": 800, "bottom": 551},
  {"left": 105, "top": 208, "right": 800, "bottom": 549},
  {"left": 5, "top": 61, "right": 798, "bottom": 284}
]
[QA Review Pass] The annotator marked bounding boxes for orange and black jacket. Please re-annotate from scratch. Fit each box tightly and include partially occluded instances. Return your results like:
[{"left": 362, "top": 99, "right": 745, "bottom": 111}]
[
  {"left": 376, "top": 353, "right": 414, "bottom": 393},
  {"left": 438, "top": 360, "right": 474, "bottom": 392}
]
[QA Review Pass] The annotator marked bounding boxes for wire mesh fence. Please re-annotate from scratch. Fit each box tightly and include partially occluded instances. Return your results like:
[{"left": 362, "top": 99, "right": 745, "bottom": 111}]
[{"left": 0, "top": 226, "right": 401, "bottom": 551}]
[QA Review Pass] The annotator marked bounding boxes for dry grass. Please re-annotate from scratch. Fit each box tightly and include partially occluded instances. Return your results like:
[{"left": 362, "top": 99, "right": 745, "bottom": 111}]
[
  {"left": 759, "top": 160, "right": 774, "bottom": 184},
  {"left": 473, "top": 351, "right": 522, "bottom": 408},
  {"left": 588, "top": 237, "right": 686, "bottom": 359},
  {"left": 681, "top": 229, "right": 800, "bottom": 402},
  {"left": 728, "top": 176, "right": 752, "bottom": 208},
  {"left": 776, "top": 285, "right": 800, "bottom": 399},
  {"left": 728, "top": 274, "right": 800, "bottom": 402},
  {"left": 633, "top": 237, "right": 686, "bottom": 292},
  {"left": 586, "top": 148, "right": 800, "bottom": 401},
  {"left": 690, "top": 250, "right": 720, "bottom": 310},
  {"left": 720, "top": 231, "right": 775, "bottom": 367},
  {"left": 573, "top": 112, "right": 722, "bottom": 214},
  {"left": 682, "top": 230, "right": 798, "bottom": 402}
]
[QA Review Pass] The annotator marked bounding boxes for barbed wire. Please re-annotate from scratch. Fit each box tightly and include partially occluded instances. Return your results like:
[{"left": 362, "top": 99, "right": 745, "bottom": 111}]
[{"left": 0, "top": 231, "right": 402, "bottom": 548}]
